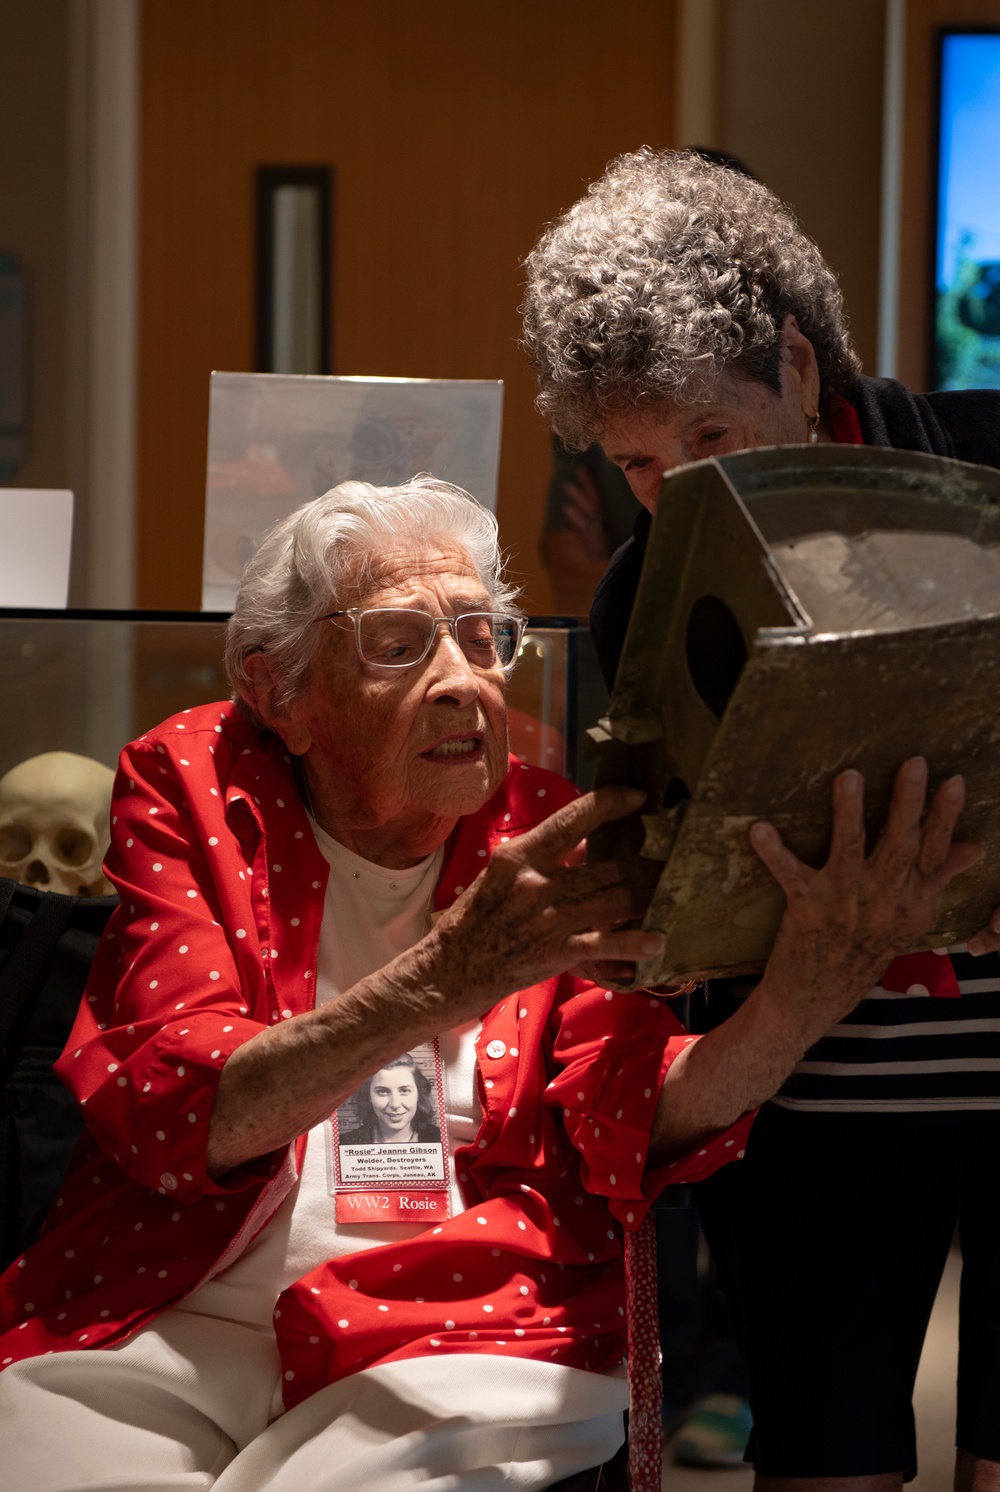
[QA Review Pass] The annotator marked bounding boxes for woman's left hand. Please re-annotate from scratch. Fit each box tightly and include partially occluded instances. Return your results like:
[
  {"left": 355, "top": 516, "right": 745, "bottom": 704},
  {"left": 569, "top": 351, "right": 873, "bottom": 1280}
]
[
  {"left": 751, "top": 758, "right": 981, "bottom": 1033},
  {"left": 649, "top": 757, "right": 982, "bottom": 1161}
]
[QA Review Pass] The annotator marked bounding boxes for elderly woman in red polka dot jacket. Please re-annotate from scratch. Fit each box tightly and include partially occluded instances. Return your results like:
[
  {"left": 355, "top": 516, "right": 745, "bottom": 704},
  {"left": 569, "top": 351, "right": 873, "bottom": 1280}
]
[{"left": 0, "top": 477, "right": 977, "bottom": 1492}]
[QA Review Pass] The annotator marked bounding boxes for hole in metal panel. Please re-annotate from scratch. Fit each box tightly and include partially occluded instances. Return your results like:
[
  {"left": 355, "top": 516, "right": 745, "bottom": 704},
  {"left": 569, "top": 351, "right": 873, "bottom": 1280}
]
[
  {"left": 663, "top": 776, "right": 691, "bottom": 809},
  {"left": 685, "top": 595, "right": 747, "bottom": 719}
]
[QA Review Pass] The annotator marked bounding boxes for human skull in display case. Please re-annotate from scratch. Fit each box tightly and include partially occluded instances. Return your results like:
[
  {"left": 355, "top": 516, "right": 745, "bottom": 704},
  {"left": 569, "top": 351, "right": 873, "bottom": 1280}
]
[{"left": 0, "top": 752, "right": 116, "bottom": 897}]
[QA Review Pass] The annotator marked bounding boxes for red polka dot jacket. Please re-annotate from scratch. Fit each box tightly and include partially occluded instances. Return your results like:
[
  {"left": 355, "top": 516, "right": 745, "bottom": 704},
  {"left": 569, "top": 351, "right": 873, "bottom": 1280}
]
[{"left": 0, "top": 703, "right": 752, "bottom": 1402}]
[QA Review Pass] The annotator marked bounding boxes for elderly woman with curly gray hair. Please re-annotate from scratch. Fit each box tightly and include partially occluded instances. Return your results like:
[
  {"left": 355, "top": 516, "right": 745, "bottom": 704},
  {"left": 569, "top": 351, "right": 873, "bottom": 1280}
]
[
  {"left": 0, "top": 467, "right": 974, "bottom": 1492},
  {"left": 523, "top": 148, "right": 1000, "bottom": 1492}
]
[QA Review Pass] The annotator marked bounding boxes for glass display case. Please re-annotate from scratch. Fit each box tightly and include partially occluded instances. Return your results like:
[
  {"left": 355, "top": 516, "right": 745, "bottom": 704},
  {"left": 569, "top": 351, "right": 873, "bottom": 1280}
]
[{"left": 0, "top": 610, "right": 607, "bottom": 788}]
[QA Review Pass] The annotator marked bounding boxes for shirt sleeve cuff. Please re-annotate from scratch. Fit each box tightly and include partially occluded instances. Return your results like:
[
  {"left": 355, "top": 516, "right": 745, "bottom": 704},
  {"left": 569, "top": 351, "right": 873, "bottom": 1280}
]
[{"left": 547, "top": 986, "right": 756, "bottom": 1231}]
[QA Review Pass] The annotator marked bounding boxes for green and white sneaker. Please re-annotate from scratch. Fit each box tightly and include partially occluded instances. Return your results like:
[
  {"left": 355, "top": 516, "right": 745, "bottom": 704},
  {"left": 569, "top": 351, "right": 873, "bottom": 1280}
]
[{"left": 670, "top": 1393, "right": 753, "bottom": 1468}]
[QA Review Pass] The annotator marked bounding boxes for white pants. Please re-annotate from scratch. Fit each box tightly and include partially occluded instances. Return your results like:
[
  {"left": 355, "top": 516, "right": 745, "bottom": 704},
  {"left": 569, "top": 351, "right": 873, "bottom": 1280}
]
[{"left": 0, "top": 1306, "right": 627, "bottom": 1492}]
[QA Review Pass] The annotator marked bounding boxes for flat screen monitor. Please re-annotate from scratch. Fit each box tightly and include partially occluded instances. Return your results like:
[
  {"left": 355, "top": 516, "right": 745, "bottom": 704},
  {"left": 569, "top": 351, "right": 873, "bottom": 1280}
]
[{"left": 933, "top": 30, "right": 1000, "bottom": 390}]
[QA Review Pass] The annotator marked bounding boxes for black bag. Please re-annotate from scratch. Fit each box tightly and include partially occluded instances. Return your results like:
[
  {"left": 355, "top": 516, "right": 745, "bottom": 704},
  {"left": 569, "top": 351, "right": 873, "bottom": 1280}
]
[{"left": 0, "top": 878, "right": 117, "bottom": 1269}]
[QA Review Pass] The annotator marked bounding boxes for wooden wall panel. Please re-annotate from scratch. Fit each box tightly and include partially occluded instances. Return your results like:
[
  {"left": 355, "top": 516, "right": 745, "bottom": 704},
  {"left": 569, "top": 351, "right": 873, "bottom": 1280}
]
[
  {"left": 897, "top": 0, "right": 1000, "bottom": 391},
  {"left": 721, "top": 0, "right": 886, "bottom": 378},
  {"left": 137, "top": 0, "right": 678, "bottom": 612}
]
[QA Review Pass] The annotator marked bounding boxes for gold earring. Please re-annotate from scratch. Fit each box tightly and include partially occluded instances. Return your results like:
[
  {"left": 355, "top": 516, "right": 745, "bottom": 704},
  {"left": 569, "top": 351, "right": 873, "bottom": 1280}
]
[{"left": 806, "top": 410, "right": 820, "bottom": 445}]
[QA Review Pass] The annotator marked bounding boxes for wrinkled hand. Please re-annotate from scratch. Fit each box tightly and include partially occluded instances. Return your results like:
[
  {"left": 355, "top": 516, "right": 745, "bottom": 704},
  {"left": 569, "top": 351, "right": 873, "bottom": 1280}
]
[
  {"left": 209, "top": 789, "right": 663, "bottom": 1179},
  {"left": 426, "top": 786, "right": 662, "bottom": 1009},
  {"left": 751, "top": 758, "right": 981, "bottom": 1041}
]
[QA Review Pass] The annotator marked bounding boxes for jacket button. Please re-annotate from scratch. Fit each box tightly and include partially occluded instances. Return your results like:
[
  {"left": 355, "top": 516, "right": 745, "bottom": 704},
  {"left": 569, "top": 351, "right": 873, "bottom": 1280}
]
[
  {"left": 485, "top": 1039, "right": 506, "bottom": 1059},
  {"left": 159, "top": 1173, "right": 178, "bottom": 1190}
]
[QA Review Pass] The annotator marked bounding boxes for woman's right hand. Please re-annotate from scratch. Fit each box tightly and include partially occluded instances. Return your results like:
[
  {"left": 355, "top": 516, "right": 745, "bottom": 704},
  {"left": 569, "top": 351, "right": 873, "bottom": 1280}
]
[
  {"left": 419, "top": 786, "right": 662, "bottom": 1015},
  {"left": 208, "top": 787, "right": 657, "bottom": 1177}
]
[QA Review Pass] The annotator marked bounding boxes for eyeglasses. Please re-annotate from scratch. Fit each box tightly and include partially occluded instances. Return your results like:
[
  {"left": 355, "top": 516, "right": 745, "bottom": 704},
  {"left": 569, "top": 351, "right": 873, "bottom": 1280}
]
[{"left": 318, "top": 608, "right": 525, "bottom": 672}]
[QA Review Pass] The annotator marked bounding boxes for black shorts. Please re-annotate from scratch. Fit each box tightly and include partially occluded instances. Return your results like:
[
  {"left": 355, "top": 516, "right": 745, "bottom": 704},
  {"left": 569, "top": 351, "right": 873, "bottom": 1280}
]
[{"left": 695, "top": 1105, "right": 1000, "bottom": 1480}]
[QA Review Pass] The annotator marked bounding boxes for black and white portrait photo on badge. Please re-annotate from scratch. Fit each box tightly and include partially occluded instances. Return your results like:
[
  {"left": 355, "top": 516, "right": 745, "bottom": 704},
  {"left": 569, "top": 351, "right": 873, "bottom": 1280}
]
[{"left": 337, "top": 1051, "right": 442, "bottom": 1148}]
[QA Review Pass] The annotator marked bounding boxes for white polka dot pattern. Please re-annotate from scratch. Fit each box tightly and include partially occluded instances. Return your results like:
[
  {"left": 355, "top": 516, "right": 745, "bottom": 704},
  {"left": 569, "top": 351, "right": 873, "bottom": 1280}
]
[{"left": 0, "top": 705, "right": 752, "bottom": 1404}]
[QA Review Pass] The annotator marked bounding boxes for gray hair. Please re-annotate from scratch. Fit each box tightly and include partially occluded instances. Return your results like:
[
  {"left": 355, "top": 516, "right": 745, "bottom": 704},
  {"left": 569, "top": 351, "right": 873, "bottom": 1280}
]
[
  {"left": 225, "top": 475, "right": 519, "bottom": 726},
  {"left": 522, "top": 147, "right": 862, "bottom": 450}
]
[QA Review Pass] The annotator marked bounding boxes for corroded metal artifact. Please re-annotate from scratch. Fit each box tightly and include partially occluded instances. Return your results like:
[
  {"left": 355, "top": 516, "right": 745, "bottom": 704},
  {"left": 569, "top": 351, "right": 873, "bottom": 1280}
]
[{"left": 587, "top": 445, "right": 1000, "bottom": 987}]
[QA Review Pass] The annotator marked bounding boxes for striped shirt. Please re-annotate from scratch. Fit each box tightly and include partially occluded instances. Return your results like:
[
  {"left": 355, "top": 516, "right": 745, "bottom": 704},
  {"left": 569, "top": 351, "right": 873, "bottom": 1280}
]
[{"left": 770, "top": 946, "right": 1000, "bottom": 1116}]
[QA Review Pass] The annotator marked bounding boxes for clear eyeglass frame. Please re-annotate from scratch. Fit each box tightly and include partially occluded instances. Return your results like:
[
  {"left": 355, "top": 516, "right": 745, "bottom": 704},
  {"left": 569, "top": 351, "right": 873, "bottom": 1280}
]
[{"left": 318, "top": 607, "right": 526, "bottom": 673}]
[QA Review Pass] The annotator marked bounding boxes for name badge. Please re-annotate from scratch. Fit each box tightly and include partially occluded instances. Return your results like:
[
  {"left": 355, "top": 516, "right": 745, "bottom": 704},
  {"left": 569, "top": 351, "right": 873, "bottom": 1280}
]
[{"left": 326, "top": 1039, "right": 451, "bottom": 1223}]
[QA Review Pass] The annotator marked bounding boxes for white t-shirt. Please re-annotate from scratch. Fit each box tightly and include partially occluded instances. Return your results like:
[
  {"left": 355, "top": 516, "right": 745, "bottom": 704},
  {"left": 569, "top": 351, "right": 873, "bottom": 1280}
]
[{"left": 181, "top": 819, "right": 481, "bottom": 1328}]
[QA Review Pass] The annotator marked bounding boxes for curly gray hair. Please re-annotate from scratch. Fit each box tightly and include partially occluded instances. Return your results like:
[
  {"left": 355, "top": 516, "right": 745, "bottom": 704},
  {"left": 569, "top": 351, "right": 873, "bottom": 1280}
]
[
  {"left": 522, "top": 147, "right": 862, "bottom": 450},
  {"left": 225, "top": 475, "right": 520, "bottom": 727}
]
